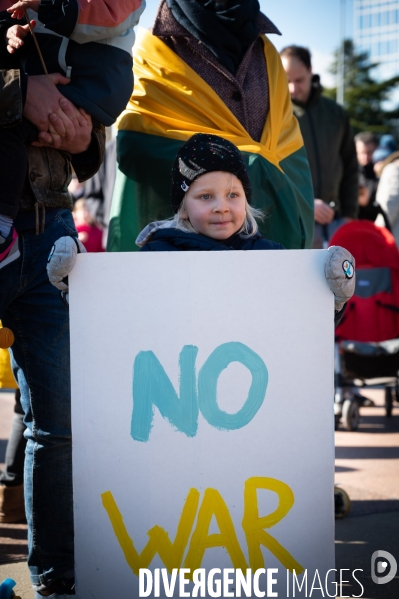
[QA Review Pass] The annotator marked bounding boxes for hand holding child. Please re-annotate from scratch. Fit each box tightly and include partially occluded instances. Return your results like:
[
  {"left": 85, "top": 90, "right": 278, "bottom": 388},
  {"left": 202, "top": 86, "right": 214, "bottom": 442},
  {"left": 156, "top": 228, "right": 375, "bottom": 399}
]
[
  {"left": 7, "top": 0, "right": 39, "bottom": 20},
  {"left": 24, "top": 74, "right": 88, "bottom": 147},
  {"left": 34, "top": 108, "right": 93, "bottom": 154}
]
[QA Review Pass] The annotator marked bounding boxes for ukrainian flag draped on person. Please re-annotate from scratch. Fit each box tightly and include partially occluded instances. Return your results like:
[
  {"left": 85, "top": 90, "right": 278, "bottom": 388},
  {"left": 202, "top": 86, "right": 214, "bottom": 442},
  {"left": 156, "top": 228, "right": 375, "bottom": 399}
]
[{"left": 108, "top": 27, "right": 314, "bottom": 251}]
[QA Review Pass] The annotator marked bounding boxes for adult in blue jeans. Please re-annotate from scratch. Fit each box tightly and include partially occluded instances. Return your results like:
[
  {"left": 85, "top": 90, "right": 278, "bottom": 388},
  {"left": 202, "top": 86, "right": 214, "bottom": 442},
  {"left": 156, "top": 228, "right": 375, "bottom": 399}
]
[{"left": 0, "top": 68, "right": 105, "bottom": 598}]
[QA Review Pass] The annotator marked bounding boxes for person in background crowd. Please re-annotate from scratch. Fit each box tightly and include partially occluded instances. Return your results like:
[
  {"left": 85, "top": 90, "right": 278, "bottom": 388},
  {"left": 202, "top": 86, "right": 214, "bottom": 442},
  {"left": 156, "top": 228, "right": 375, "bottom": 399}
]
[
  {"left": 355, "top": 131, "right": 380, "bottom": 221},
  {"left": 280, "top": 45, "right": 358, "bottom": 248},
  {"left": 373, "top": 134, "right": 397, "bottom": 178},
  {"left": 108, "top": 0, "right": 314, "bottom": 253},
  {"left": 68, "top": 172, "right": 85, "bottom": 203},
  {"left": 84, "top": 136, "right": 116, "bottom": 248},
  {"left": 356, "top": 131, "right": 379, "bottom": 169},
  {"left": 73, "top": 198, "right": 104, "bottom": 252},
  {"left": 375, "top": 137, "right": 399, "bottom": 247}
]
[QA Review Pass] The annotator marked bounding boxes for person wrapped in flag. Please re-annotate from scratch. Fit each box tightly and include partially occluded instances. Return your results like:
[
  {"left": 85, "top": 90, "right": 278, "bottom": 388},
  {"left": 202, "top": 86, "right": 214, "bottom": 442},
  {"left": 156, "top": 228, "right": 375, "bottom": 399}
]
[
  {"left": 137, "top": 133, "right": 355, "bottom": 322},
  {"left": 0, "top": 0, "right": 145, "bottom": 268},
  {"left": 108, "top": 0, "right": 315, "bottom": 253}
]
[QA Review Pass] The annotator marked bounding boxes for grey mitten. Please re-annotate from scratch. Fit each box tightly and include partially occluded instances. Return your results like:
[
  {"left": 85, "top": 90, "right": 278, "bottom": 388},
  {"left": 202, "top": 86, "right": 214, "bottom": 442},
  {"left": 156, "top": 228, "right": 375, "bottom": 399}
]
[
  {"left": 325, "top": 245, "right": 356, "bottom": 312},
  {"left": 47, "top": 236, "right": 86, "bottom": 291}
]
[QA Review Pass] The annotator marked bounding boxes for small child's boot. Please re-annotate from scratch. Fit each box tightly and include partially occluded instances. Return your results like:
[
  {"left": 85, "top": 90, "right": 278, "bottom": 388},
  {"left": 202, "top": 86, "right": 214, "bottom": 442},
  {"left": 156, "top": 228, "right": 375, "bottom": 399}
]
[{"left": 0, "top": 227, "right": 20, "bottom": 270}]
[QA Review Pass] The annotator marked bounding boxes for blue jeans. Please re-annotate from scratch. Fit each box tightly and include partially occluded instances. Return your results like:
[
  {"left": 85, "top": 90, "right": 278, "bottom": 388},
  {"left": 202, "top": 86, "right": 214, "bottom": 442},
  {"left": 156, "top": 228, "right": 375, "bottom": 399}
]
[{"left": 0, "top": 208, "right": 76, "bottom": 588}]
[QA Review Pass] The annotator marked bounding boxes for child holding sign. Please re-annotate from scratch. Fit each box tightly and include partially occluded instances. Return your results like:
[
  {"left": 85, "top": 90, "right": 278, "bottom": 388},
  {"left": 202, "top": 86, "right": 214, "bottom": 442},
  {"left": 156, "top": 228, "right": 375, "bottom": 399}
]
[
  {"left": 136, "top": 133, "right": 355, "bottom": 314},
  {"left": 47, "top": 133, "right": 355, "bottom": 314}
]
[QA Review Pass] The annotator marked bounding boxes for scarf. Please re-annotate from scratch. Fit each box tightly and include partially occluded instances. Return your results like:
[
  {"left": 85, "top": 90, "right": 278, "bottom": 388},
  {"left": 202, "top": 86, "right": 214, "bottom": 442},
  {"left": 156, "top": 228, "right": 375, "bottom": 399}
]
[{"left": 166, "top": 0, "right": 260, "bottom": 74}]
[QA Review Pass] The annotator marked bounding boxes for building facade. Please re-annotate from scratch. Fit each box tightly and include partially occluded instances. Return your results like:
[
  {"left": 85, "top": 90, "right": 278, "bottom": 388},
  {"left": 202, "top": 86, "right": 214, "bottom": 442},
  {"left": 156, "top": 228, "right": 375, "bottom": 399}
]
[{"left": 354, "top": 0, "right": 399, "bottom": 82}]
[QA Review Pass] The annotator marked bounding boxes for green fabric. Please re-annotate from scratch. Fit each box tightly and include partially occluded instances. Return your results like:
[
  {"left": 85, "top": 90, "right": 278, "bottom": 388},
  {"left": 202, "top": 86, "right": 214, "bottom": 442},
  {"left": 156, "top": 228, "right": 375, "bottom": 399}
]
[{"left": 107, "top": 130, "right": 314, "bottom": 252}]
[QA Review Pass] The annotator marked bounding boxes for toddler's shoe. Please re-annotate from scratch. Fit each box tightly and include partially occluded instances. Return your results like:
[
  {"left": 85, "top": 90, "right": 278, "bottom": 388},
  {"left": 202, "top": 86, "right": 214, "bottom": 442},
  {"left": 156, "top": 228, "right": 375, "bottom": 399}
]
[{"left": 0, "top": 227, "right": 20, "bottom": 270}]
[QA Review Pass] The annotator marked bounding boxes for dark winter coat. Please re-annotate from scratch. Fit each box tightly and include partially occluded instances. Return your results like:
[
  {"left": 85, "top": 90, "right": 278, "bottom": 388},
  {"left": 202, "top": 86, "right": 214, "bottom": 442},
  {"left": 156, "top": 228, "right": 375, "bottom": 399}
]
[
  {"left": 292, "top": 76, "right": 358, "bottom": 219},
  {"left": 140, "top": 229, "right": 284, "bottom": 252}
]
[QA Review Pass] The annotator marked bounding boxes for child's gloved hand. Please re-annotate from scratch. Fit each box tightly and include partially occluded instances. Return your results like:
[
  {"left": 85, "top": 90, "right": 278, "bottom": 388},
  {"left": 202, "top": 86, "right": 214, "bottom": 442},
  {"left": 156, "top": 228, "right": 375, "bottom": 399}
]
[
  {"left": 324, "top": 246, "right": 355, "bottom": 312},
  {"left": 47, "top": 236, "right": 86, "bottom": 292}
]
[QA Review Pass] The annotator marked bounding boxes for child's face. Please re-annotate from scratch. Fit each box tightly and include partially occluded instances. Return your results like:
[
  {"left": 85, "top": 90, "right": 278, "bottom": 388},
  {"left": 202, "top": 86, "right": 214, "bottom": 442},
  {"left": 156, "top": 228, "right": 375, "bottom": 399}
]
[{"left": 180, "top": 171, "right": 247, "bottom": 240}]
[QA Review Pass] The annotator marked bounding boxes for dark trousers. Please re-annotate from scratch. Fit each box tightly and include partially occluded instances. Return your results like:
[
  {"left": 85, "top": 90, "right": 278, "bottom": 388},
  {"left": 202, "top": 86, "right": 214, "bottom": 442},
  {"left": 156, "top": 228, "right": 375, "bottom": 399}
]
[
  {"left": 1, "top": 208, "right": 75, "bottom": 585},
  {"left": 0, "top": 119, "right": 37, "bottom": 219}
]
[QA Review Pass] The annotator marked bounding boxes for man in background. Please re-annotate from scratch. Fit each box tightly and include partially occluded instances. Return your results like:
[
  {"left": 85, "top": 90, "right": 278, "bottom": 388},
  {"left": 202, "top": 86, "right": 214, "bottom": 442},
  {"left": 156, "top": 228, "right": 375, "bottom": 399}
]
[
  {"left": 281, "top": 45, "right": 358, "bottom": 247},
  {"left": 355, "top": 131, "right": 380, "bottom": 222}
]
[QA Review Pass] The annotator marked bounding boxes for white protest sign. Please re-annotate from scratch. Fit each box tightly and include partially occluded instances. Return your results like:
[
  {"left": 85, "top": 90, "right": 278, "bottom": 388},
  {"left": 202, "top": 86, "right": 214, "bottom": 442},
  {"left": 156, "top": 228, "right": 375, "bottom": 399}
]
[{"left": 69, "top": 250, "right": 335, "bottom": 599}]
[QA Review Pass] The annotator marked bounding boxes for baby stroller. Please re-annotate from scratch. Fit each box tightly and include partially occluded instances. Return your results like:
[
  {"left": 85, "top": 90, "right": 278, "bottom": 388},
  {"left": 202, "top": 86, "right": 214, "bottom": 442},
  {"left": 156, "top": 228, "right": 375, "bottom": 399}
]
[{"left": 329, "top": 221, "right": 399, "bottom": 430}]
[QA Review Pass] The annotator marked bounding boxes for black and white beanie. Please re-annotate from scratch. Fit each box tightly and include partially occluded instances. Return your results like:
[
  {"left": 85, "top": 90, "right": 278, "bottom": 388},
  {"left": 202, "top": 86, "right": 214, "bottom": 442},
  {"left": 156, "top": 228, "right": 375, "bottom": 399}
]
[{"left": 171, "top": 133, "right": 252, "bottom": 212}]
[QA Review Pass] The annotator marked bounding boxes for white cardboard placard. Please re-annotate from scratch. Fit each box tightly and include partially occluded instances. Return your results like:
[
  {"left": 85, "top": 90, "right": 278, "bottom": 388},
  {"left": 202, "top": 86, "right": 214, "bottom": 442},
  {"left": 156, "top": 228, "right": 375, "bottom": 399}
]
[{"left": 69, "top": 250, "right": 335, "bottom": 598}]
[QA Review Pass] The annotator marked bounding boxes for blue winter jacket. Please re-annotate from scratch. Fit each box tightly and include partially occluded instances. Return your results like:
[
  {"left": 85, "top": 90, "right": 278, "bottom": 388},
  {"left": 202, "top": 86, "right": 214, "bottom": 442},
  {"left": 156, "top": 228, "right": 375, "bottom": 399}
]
[{"left": 139, "top": 228, "right": 284, "bottom": 252}]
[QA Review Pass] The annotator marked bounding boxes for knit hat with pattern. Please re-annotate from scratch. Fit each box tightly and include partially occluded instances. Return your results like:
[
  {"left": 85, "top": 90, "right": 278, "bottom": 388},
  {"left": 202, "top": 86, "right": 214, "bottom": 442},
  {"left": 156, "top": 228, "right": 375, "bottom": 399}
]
[{"left": 171, "top": 133, "right": 252, "bottom": 212}]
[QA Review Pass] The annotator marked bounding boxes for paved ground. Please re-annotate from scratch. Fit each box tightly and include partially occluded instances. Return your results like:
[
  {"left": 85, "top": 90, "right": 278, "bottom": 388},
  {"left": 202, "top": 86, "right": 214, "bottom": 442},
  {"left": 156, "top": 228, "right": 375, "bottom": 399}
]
[
  {"left": 1, "top": 388, "right": 398, "bottom": 598},
  {"left": 334, "top": 388, "right": 399, "bottom": 598}
]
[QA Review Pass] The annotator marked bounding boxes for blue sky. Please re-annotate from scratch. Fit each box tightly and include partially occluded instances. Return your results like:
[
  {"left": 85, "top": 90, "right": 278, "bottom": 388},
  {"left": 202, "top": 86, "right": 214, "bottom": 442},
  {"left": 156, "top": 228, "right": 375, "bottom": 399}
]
[{"left": 139, "top": 0, "right": 354, "bottom": 89}]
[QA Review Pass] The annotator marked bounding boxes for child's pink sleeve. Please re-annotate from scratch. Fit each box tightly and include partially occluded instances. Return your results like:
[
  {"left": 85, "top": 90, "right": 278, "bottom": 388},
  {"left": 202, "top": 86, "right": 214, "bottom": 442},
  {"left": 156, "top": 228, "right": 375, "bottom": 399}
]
[
  {"left": 38, "top": 0, "right": 145, "bottom": 44},
  {"left": 73, "top": 0, "right": 145, "bottom": 43}
]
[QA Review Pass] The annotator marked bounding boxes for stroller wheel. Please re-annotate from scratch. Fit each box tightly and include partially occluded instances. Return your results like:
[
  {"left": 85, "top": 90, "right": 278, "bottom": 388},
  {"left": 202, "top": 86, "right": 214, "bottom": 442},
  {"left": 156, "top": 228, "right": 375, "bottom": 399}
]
[
  {"left": 334, "top": 486, "right": 351, "bottom": 518},
  {"left": 385, "top": 387, "right": 393, "bottom": 417},
  {"left": 342, "top": 399, "right": 360, "bottom": 431}
]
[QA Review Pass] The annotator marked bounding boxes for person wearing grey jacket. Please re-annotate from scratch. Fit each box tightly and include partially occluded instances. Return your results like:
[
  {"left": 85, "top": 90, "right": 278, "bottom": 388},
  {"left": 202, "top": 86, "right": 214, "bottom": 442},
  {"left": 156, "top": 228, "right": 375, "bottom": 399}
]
[
  {"left": 280, "top": 45, "right": 358, "bottom": 248},
  {"left": 376, "top": 152, "right": 399, "bottom": 247},
  {"left": 0, "top": 67, "right": 104, "bottom": 598}
]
